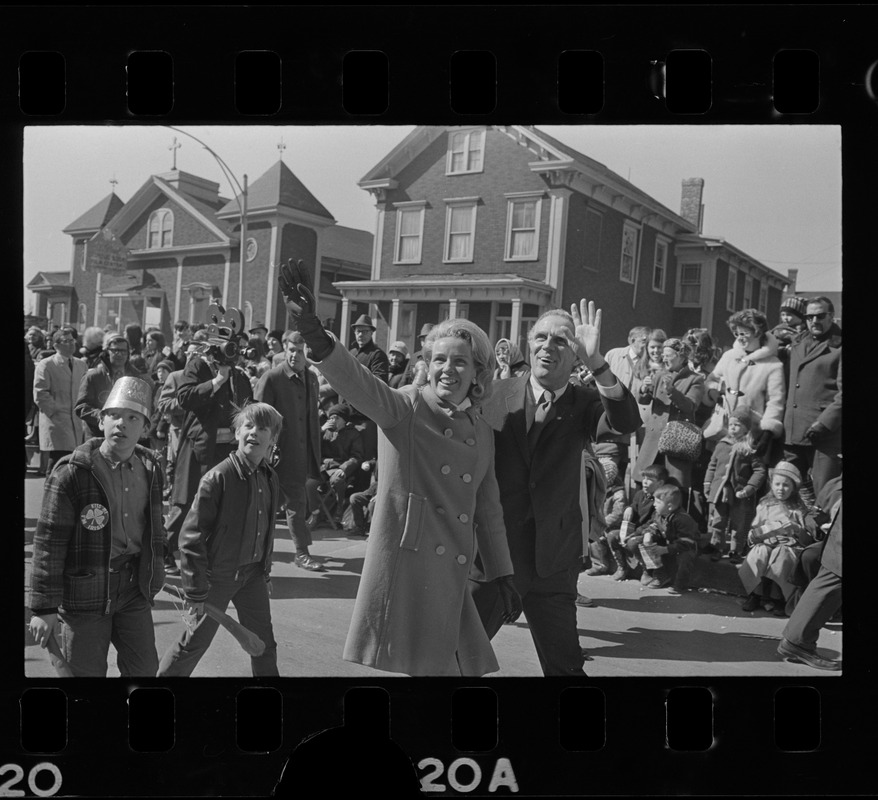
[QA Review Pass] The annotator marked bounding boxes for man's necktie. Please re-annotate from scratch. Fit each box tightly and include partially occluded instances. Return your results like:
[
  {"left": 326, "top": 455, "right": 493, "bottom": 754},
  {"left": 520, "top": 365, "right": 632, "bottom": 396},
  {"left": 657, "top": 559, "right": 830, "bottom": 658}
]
[{"left": 528, "top": 389, "right": 553, "bottom": 451}]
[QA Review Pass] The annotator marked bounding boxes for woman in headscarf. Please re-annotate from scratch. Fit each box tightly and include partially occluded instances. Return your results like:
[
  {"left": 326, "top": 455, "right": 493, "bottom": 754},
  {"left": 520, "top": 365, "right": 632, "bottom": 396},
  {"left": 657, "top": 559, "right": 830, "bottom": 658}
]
[{"left": 492, "top": 337, "right": 530, "bottom": 380}]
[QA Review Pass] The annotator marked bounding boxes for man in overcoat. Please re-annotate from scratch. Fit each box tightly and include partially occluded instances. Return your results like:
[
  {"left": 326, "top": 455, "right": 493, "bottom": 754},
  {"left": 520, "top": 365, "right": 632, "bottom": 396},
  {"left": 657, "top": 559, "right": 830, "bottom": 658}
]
[
  {"left": 253, "top": 330, "right": 326, "bottom": 572},
  {"left": 783, "top": 296, "right": 842, "bottom": 505},
  {"left": 469, "top": 301, "right": 641, "bottom": 676}
]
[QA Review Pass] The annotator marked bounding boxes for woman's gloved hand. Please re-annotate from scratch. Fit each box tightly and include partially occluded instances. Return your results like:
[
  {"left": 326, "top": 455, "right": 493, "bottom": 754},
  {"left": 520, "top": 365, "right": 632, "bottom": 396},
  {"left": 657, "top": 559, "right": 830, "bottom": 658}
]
[
  {"left": 277, "top": 259, "right": 334, "bottom": 360},
  {"left": 494, "top": 575, "right": 523, "bottom": 625}
]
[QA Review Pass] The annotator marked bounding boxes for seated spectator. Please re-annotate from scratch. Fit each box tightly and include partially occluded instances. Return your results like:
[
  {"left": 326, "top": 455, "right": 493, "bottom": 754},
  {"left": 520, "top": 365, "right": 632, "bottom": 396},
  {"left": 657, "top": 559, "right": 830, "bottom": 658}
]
[
  {"left": 606, "top": 464, "right": 669, "bottom": 581},
  {"left": 738, "top": 462, "right": 814, "bottom": 616},
  {"left": 492, "top": 337, "right": 530, "bottom": 380},
  {"left": 703, "top": 406, "right": 767, "bottom": 564},
  {"left": 305, "top": 404, "right": 364, "bottom": 528},
  {"left": 585, "top": 458, "right": 628, "bottom": 576},
  {"left": 346, "top": 458, "right": 378, "bottom": 537},
  {"left": 641, "top": 483, "right": 701, "bottom": 594}
]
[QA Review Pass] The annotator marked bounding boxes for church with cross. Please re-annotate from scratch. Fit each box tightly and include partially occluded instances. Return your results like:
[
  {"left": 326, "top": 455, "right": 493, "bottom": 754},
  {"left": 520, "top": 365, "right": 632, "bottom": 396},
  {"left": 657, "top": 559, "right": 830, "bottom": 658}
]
[{"left": 27, "top": 137, "right": 373, "bottom": 340}]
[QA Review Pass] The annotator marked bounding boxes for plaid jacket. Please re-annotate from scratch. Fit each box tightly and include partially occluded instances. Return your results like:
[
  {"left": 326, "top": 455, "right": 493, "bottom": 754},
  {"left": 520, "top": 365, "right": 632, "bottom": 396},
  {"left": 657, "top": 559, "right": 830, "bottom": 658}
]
[{"left": 28, "top": 438, "right": 166, "bottom": 615}]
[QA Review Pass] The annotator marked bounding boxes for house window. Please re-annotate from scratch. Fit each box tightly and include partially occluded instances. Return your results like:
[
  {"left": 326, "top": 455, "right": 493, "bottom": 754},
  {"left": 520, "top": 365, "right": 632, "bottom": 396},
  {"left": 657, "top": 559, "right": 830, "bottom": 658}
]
[
  {"left": 620, "top": 222, "right": 639, "bottom": 284},
  {"left": 439, "top": 303, "right": 470, "bottom": 321},
  {"left": 393, "top": 202, "right": 426, "bottom": 264},
  {"left": 678, "top": 262, "right": 702, "bottom": 305},
  {"left": 443, "top": 199, "right": 478, "bottom": 263},
  {"left": 727, "top": 267, "right": 738, "bottom": 311},
  {"left": 504, "top": 194, "right": 542, "bottom": 261},
  {"left": 583, "top": 208, "right": 603, "bottom": 272},
  {"left": 446, "top": 129, "right": 485, "bottom": 175},
  {"left": 653, "top": 239, "right": 668, "bottom": 293},
  {"left": 148, "top": 209, "right": 174, "bottom": 248},
  {"left": 758, "top": 282, "right": 768, "bottom": 314},
  {"left": 743, "top": 274, "right": 753, "bottom": 309}
]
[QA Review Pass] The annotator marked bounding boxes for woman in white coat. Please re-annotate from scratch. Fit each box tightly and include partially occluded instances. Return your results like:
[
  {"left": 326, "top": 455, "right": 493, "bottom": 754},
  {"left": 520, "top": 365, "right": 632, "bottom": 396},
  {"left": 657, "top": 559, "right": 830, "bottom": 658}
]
[
  {"left": 707, "top": 309, "right": 786, "bottom": 460},
  {"left": 277, "top": 261, "right": 522, "bottom": 677}
]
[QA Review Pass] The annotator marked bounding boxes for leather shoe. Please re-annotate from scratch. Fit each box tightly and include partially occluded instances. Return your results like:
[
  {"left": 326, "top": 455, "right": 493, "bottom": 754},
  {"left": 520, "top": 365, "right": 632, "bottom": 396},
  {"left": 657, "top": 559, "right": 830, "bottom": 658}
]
[
  {"left": 777, "top": 638, "right": 841, "bottom": 671},
  {"left": 164, "top": 558, "right": 180, "bottom": 576},
  {"left": 295, "top": 554, "right": 326, "bottom": 572},
  {"left": 575, "top": 593, "right": 596, "bottom": 607}
]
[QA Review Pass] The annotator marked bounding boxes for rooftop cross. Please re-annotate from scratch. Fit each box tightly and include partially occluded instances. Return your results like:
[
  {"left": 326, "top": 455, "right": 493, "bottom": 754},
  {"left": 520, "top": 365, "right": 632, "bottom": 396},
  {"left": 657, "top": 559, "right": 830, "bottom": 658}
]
[
  {"left": 169, "top": 136, "right": 182, "bottom": 170},
  {"left": 278, "top": 137, "right": 286, "bottom": 159}
]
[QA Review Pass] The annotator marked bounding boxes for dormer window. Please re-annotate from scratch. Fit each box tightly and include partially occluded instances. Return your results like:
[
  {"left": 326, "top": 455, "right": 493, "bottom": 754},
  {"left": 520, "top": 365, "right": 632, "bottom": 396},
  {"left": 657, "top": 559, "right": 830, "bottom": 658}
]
[
  {"left": 446, "top": 129, "right": 485, "bottom": 175},
  {"left": 148, "top": 209, "right": 174, "bottom": 248}
]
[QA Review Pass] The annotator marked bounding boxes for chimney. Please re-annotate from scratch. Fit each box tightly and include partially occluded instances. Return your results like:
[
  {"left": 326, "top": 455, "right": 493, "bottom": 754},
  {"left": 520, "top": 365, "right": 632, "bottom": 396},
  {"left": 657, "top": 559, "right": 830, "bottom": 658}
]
[
  {"left": 787, "top": 268, "right": 798, "bottom": 294},
  {"left": 680, "top": 178, "right": 704, "bottom": 232}
]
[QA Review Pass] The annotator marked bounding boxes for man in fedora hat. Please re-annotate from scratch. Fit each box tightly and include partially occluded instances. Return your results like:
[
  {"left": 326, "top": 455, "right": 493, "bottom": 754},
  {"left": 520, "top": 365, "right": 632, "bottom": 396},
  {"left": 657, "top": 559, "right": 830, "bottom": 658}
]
[
  {"left": 348, "top": 314, "right": 389, "bottom": 383},
  {"left": 28, "top": 376, "right": 167, "bottom": 677}
]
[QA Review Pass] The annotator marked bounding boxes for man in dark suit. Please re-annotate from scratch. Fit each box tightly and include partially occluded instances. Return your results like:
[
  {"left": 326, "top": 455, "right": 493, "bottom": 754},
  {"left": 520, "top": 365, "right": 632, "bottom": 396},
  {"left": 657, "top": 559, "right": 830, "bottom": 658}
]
[
  {"left": 783, "top": 296, "right": 841, "bottom": 506},
  {"left": 253, "top": 330, "right": 326, "bottom": 572},
  {"left": 470, "top": 300, "right": 641, "bottom": 676}
]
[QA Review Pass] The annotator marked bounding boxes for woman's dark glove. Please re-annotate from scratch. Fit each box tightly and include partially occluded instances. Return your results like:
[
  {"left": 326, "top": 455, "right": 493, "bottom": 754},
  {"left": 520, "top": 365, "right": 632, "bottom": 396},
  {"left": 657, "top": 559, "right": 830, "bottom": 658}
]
[
  {"left": 495, "top": 575, "right": 523, "bottom": 625},
  {"left": 753, "top": 429, "right": 773, "bottom": 457},
  {"left": 277, "top": 259, "right": 334, "bottom": 360}
]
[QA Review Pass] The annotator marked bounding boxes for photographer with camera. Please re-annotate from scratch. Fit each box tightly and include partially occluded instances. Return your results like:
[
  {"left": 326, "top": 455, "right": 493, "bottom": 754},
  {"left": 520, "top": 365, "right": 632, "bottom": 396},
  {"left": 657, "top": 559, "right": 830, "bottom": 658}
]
[{"left": 164, "top": 307, "right": 253, "bottom": 573}]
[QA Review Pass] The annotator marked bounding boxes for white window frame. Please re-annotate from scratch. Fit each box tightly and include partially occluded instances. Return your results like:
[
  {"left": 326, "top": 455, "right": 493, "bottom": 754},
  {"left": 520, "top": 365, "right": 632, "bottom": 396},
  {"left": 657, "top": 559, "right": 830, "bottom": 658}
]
[
  {"left": 148, "top": 209, "right": 174, "bottom": 249},
  {"left": 392, "top": 201, "right": 426, "bottom": 265},
  {"left": 676, "top": 262, "right": 703, "bottom": 307},
  {"left": 446, "top": 128, "right": 486, "bottom": 175},
  {"left": 743, "top": 274, "right": 753, "bottom": 309},
  {"left": 726, "top": 266, "right": 738, "bottom": 311},
  {"left": 443, "top": 197, "right": 479, "bottom": 264},
  {"left": 758, "top": 281, "right": 768, "bottom": 314},
  {"left": 504, "top": 192, "right": 543, "bottom": 262},
  {"left": 583, "top": 208, "right": 603, "bottom": 272},
  {"left": 652, "top": 237, "right": 669, "bottom": 293},
  {"left": 619, "top": 221, "right": 639, "bottom": 284}
]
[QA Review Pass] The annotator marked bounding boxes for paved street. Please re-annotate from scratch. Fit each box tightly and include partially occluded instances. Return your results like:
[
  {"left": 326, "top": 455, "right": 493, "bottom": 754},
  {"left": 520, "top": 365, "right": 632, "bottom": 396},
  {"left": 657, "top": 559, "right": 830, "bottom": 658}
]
[{"left": 23, "top": 472, "right": 841, "bottom": 679}]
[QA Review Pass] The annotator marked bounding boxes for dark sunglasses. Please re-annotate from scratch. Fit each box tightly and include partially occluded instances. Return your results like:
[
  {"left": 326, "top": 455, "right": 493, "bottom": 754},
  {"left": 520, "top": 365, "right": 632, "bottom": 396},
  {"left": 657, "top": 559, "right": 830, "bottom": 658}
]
[{"left": 804, "top": 312, "right": 829, "bottom": 321}]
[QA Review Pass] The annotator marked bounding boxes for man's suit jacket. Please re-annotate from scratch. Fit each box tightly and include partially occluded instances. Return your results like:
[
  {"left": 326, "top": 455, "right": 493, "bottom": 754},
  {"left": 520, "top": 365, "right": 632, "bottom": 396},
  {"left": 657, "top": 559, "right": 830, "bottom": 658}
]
[{"left": 477, "top": 376, "right": 641, "bottom": 579}]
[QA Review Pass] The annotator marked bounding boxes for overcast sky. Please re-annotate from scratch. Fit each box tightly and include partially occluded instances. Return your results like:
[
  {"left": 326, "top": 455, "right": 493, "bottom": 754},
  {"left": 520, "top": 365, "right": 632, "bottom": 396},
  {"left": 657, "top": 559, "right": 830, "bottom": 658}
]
[{"left": 23, "top": 124, "right": 841, "bottom": 313}]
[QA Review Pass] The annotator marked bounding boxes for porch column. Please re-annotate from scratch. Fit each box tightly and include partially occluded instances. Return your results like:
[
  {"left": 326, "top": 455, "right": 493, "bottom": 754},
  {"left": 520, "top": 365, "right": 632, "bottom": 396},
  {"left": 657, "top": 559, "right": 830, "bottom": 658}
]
[
  {"left": 448, "top": 298, "right": 459, "bottom": 319},
  {"left": 390, "top": 298, "right": 401, "bottom": 343},
  {"left": 339, "top": 297, "right": 352, "bottom": 345},
  {"left": 510, "top": 297, "right": 522, "bottom": 348}
]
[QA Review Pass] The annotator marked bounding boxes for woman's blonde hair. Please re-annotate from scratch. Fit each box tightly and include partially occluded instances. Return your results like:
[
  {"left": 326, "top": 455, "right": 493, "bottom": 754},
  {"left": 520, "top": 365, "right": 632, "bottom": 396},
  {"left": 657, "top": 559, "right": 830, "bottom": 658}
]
[{"left": 423, "top": 318, "right": 496, "bottom": 403}]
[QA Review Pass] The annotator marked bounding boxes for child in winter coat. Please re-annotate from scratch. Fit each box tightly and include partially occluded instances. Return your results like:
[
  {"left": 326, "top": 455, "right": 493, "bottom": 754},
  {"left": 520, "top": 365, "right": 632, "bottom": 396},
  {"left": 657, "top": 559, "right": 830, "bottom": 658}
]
[
  {"left": 639, "top": 483, "right": 701, "bottom": 593},
  {"left": 585, "top": 458, "right": 629, "bottom": 576},
  {"left": 605, "top": 463, "right": 669, "bottom": 581},
  {"left": 738, "top": 461, "right": 814, "bottom": 616},
  {"left": 703, "top": 405, "right": 767, "bottom": 564}
]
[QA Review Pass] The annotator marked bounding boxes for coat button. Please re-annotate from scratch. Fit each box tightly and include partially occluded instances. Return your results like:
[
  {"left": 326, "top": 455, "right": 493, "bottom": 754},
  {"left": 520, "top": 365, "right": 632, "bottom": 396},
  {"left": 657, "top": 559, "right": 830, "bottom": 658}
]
[
  {"left": 462, "top": 473, "right": 472, "bottom": 483},
  {"left": 435, "top": 545, "right": 446, "bottom": 555},
  {"left": 441, "top": 465, "right": 451, "bottom": 475},
  {"left": 529, "top": 481, "right": 537, "bottom": 489},
  {"left": 444, "top": 428, "right": 453, "bottom": 437},
  {"left": 436, "top": 506, "right": 446, "bottom": 515},
  {"left": 458, "top": 513, "right": 469, "bottom": 523},
  {"left": 457, "top": 554, "right": 467, "bottom": 564},
  {"left": 465, "top": 438, "right": 476, "bottom": 446}
]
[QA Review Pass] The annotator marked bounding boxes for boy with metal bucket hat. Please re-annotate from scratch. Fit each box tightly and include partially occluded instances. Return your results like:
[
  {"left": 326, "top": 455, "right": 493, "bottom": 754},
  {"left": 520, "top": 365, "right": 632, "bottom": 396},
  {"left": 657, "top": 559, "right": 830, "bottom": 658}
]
[{"left": 27, "top": 376, "right": 167, "bottom": 677}]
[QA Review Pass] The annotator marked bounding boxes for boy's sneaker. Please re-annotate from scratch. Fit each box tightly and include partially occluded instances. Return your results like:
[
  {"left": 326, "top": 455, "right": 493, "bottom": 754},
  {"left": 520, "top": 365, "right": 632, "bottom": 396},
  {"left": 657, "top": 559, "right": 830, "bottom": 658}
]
[
  {"left": 585, "top": 565, "right": 609, "bottom": 576},
  {"left": 667, "top": 586, "right": 687, "bottom": 595},
  {"left": 728, "top": 551, "right": 743, "bottom": 564},
  {"left": 640, "top": 571, "right": 654, "bottom": 586}
]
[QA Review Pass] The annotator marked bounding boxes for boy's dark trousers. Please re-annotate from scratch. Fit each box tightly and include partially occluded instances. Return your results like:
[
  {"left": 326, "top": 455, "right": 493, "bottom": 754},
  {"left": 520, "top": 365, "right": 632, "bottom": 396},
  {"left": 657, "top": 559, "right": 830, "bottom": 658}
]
[
  {"left": 157, "top": 563, "right": 278, "bottom": 677},
  {"left": 654, "top": 547, "right": 698, "bottom": 591}
]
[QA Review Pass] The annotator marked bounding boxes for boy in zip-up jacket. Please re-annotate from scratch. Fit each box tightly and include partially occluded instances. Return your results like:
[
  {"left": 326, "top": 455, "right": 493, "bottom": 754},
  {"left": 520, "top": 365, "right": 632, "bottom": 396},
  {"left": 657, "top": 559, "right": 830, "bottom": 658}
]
[
  {"left": 157, "top": 402, "right": 283, "bottom": 677},
  {"left": 641, "top": 483, "right": 701, "bottom": 593},
  {"left": 28, "top": 376, "right": 165, "bottom": 677}
]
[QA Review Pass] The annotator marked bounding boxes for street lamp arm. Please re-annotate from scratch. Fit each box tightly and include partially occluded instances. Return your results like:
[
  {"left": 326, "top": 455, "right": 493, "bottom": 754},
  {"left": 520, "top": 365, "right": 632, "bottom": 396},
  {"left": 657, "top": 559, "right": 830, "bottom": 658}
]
[{"left": 165, "top": 125, "right": 246, "bottom": 205}]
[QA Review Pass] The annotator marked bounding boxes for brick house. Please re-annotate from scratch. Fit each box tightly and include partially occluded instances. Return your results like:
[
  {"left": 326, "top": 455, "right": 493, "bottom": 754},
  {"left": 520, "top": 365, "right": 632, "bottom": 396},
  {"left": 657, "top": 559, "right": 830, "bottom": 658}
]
[
  {"left": 31, "top": 159, "right": 371, "bottom": 339},
  {"left": 337, "top": 125, "right": 790, "bottom": 355}
]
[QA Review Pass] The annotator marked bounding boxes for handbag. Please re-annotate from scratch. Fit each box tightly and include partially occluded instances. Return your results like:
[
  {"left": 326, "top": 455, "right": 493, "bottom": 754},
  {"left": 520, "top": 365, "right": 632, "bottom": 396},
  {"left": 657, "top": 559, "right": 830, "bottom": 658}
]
[
  {"left": 701, "top": 388, "right": 729, "bottom": 442},
  {"left": 658, "top": 419, "right": 703, "bottom": 462}
]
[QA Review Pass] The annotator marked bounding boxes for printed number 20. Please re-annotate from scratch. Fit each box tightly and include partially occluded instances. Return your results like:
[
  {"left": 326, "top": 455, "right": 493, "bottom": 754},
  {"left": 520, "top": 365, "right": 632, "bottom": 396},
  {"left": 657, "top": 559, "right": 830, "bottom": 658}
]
[
  {"left": 0, "top": 764, "right": 62, "bottom": 798},
  {"left": 418, "top": 757, "right": 518, "bottom": 793}
]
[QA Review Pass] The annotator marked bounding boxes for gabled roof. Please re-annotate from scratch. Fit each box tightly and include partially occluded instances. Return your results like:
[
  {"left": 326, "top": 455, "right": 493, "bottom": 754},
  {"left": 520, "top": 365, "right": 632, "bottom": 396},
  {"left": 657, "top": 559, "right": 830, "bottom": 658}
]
[
  {"left": 63, "top": 192, "right": 126, "bottom": 235},
  {"left": 676, "top": 232, "right": 787, "bottom": 284},
  {"left": 321, "top": 225, "right": 372, "bottom": 266},
  {"left": 217, "top": 160, "right": 335, "bottom": 221},
  {"left": 100, "top": 175, "right": 233, "bottom": 245},
  {"left": 27, "top": 271, "right": 72, "bottom": 289},
  {"left": 358, "top": 125, "right": 695, "bottom": 233}
]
